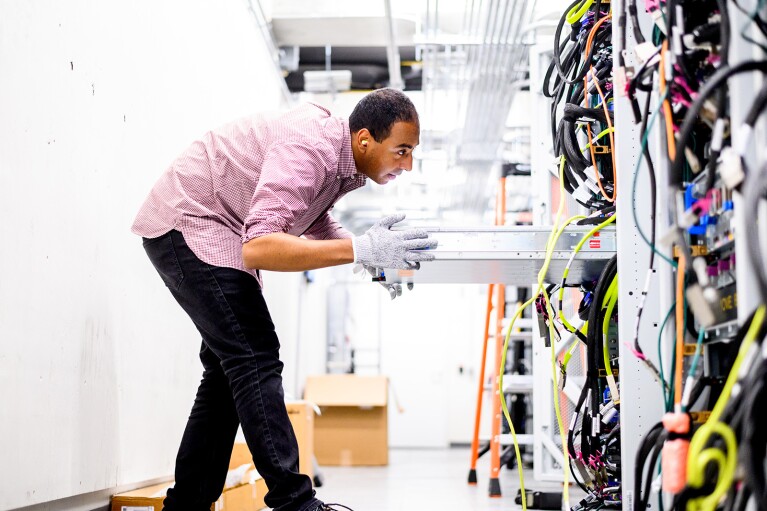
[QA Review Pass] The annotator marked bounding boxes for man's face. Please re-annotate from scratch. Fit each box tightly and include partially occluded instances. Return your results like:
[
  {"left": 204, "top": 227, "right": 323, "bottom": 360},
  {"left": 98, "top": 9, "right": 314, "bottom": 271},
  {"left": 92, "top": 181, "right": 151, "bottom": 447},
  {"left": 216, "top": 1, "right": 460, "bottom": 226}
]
[{"left": 355, "top": 121, "right": 420, "bottom": 185}]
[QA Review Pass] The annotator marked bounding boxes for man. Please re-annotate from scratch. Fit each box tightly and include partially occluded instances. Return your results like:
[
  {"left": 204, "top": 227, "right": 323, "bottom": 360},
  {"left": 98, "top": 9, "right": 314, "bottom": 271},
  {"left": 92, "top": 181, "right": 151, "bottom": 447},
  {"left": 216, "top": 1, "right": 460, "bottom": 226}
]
[{"left": 131, "top": 88, "right": 437, "bottom": 511}]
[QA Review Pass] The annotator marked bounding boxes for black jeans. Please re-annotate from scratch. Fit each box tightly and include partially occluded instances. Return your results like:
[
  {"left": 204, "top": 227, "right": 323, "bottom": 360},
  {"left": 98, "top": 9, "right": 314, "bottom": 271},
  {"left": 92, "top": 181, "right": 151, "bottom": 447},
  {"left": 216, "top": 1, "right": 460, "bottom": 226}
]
[{"left": 142, "top": 230, "right": 318, "bottom": 511}]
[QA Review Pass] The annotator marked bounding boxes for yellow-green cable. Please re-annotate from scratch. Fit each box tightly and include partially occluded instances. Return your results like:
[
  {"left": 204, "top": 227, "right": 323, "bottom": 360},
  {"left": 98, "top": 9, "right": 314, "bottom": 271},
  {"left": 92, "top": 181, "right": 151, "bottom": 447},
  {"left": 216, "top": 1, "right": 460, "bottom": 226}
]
[
  {"left": 498, "top": 296, "right": 536, "bottom": 511},
  {"left": 601, "top": 277, "right": 619, "bottom": 377},
  {"left": 581, "top": 127, "right": 615, "bottom": 151},
  {"left": 573, "top": 214, "right": 616, "bottom": 253},
  {"left": 686, "top": 305, "right": 765, "bottom": 510},
  {"left": 540, "top": 214, "right": 617, "bottom": 503},
  {"left": 560, "top": 307, "right": 583, "bottom": 335},
  {"left": 554, "top": 214, "right": 588, "bottom": 331},
  {"left": 567, "top": 0, "right": 594, "bottom": 24},
  {"left": 498, "top": 156, "right": 570, "bottom": 510},
  {"left": 686, "top": 422, "right": 737, "bottom": 511},
  {"left": 601, "top": 277, "right": 620, "bottom": 404},
  {"left": 561, "top": 333, "right": 582, "bottom": 373},
  {"left": 498, "top": 229, "right": 572, "bottom": 509},
  {"left": 557, "top": 214, "right": 617, "bottom": 333},
  {"left": 543, "top": 287, "right": 571, "bottom": 507}
]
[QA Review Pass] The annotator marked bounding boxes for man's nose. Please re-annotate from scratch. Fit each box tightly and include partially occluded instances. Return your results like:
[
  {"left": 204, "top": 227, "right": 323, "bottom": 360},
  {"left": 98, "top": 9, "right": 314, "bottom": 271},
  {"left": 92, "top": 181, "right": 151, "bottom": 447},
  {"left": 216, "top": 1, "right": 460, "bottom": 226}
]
[{"left": 402, "top": 154, "right": 413, "bottom": 171}]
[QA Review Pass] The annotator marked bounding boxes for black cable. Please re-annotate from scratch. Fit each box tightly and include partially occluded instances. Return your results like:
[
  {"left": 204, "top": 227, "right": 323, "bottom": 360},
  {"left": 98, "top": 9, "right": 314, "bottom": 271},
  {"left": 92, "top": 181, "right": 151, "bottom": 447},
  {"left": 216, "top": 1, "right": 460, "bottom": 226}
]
[
  {"left": 633, "top": 421, "right": 665, "bottom": 511},
  {"left": 586, "top": 256, "right": 618, "bottom": 414},
  {"left": 670, "top": 61, "right": 767, "bottom": 185},
  {"left": 553, "top": 0, "right": 612, "bottom": 86},
  {"left": 744, "top": 77, "right": 767, "bottom": 128},
  {"left": 626, "top": 0, "right": 646, "bottom": 44},
  {"left": 744, "top": 162, "right": 767, "bottom": 303},
  {"left": 640, "top": 89, "right": 657, "bottom": 271},
  {"left": 741, "top": 361, "right": 767, "bottom": 510}
]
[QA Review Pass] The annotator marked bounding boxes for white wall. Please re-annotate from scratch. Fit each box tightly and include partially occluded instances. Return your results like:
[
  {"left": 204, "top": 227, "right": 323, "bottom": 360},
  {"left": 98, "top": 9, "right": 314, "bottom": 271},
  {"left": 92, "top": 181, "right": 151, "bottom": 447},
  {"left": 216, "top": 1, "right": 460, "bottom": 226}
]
[
  {"left": 0, "top": 1, "right": 286, "bottom": 509},
  {"left": 325, "top": 279, "right": 488, "bottom": 448}
]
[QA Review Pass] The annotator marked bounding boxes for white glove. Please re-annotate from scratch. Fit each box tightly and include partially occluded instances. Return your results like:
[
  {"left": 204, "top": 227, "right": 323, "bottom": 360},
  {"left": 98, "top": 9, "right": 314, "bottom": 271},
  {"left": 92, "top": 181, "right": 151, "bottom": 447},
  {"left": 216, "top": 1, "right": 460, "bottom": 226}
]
[
  {"left": 351, "top": 213, "right": 437, "bottom": 270},
  {"left": 354, "top": 263, "right": 402, "bottom": 300}
]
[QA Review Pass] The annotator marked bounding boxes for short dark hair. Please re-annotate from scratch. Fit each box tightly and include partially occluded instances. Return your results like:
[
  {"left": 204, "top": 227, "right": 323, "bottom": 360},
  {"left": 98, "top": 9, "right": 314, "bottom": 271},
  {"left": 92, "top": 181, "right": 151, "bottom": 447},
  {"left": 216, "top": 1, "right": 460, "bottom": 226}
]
[{"left": 348, "top": 88, "right": 419, "bottom": 142}]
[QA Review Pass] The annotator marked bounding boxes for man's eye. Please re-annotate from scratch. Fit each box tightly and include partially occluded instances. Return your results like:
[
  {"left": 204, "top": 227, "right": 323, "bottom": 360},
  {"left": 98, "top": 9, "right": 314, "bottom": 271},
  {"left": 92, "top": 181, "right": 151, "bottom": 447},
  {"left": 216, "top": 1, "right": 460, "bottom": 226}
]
[{"left": 398, "top": 150, "right": 406, "bottom": 156}]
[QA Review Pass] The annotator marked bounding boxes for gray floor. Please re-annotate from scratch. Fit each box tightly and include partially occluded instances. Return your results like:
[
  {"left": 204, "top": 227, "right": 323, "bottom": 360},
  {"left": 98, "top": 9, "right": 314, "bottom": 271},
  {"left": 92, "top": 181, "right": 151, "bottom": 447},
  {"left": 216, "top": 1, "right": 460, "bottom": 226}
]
[{"left": 313, "top": 447, "right": 566, "bottom": 511}]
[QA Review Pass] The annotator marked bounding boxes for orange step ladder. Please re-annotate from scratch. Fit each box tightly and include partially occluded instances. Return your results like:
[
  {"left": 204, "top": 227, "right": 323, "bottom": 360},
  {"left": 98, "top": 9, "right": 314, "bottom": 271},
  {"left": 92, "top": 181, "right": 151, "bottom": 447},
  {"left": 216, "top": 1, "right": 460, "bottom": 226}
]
[{"left": 467, "top": 177, "right": 507, "bottom": 497}]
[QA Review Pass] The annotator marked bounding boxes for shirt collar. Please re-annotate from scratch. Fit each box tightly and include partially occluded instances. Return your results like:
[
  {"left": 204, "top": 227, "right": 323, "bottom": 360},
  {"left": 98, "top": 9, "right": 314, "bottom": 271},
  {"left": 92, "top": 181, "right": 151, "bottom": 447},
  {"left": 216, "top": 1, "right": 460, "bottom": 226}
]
[{"left": 338, "top": 119, "right": 364, "bottom": 181}]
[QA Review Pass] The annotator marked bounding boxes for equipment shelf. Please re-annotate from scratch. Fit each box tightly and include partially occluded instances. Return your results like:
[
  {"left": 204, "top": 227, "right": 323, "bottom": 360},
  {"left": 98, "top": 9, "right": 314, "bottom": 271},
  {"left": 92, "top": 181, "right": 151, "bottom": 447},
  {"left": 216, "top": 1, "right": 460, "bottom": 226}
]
[{"left": 386, "top": 225, "right": 616, "bottom": 285}]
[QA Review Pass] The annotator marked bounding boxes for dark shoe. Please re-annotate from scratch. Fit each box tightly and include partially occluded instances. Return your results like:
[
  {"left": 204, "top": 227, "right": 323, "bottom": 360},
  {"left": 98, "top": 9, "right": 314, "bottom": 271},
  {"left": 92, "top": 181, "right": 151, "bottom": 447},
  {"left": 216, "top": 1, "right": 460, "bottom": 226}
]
[{"left": 317, "top": 504, "right": 355, "bottom": 511}]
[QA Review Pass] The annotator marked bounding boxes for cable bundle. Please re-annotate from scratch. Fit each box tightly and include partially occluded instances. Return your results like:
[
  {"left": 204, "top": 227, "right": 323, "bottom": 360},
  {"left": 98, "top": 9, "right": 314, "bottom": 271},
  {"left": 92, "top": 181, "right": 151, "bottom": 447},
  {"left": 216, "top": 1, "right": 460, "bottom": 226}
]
[
  {"left": 545, "top": 0, "right": 616, "bottom": 210},
  {"left": 618, "top": 0, "right": 767, "bottom": 509}
]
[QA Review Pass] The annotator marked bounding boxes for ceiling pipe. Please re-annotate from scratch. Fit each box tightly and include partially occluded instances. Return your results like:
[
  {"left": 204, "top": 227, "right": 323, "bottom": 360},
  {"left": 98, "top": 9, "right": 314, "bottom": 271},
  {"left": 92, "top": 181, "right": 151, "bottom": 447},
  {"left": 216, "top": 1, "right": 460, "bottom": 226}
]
[
  {"left": 244, "top": 0, "right": 294, "bottom": 106},
  {"left": 384, "top": 0, "right": 405, "bottom": 89}
]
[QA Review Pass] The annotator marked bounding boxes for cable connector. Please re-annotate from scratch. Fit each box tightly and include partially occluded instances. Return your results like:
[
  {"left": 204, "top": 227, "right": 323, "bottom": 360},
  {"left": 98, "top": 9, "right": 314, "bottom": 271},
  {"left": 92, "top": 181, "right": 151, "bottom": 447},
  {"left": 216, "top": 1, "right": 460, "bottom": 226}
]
[
  {"left": 605, "top": 375, "right": 620, "bottom": 406},
  {"left": 661, "top": 412, "right": 692, "bottom": 493},
  {"left": 651, "top": 9, "right": 667, "bottom": 34},
  {"left": 515, "top": 489, "right": 563, "bottom": 510},
  {"left": 572, "top": 181, "right": 594, "bottom": 204},
  {"left": 685, "top": 283, "right": 718, "bottom": 328},
  {"left": 718, "top": 147, "right": 745, "bottom": 189},
  {"left": 581, "top": 169, "right": 602, "bottom": 195},
  {"left": 634, "top": 41, "right": 658, "bottom": 65},
  {"left": 558, "top": 361, "right": 567, "bottom": 390},
  {"left": 692, "top": 257, "right": 710, "bottom": 287},
  {"left": 614, "top": 66, "right": 630, "bottom": 98}
]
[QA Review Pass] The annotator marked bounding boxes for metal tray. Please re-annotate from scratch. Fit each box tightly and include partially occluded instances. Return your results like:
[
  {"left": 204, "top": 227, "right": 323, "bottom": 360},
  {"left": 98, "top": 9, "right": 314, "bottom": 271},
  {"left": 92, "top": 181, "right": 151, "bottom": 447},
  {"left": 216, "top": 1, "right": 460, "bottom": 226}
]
[{"left": 384, "top": 225, "right": 617, "bottom": 285}]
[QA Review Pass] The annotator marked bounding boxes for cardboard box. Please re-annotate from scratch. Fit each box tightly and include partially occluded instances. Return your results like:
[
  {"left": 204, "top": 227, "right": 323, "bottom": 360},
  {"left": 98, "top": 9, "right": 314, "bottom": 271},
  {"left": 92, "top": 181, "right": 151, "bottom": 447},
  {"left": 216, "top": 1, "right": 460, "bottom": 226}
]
[
  {"left": 286, "top": 400, "right": 315, "bottom": 479},
  {"left": 219, "top": 443, "right": 267, "bottom": 511},
  {"left": 111, "top": 479, "right": 265, "bottom": 511},
  {"left": 215, "top": 476, "right": 268, "bottom": 511},
  {"left": 112, "top": 446, "right": 266, "bottom": 511},
  {"left": 227, "top": 400, "right": 314, "bottom": 480},
  {"left": 304, "top": 375, "right": 388, "bottom": 466},
  {"left": 112, "top": 399, "right": 312, "bottom": 511},
  {"left": 110, "top": 482, "right": 175, "bottom": 511}
]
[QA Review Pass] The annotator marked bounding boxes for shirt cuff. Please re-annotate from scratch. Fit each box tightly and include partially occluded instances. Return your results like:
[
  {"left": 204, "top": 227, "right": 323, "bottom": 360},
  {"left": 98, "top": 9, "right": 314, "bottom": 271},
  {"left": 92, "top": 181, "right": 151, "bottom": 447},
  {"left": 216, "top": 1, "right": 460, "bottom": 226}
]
[{"left": 242, "top": 216, "right": 289, "bottom": 243}]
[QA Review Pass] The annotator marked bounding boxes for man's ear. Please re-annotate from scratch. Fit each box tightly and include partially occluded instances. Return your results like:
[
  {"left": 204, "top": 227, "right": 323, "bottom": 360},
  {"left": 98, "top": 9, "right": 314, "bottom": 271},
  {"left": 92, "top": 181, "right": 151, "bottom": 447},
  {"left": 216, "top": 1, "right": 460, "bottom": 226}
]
[{"left": 356, "top": 128, "right": 372, "bottom": 149}]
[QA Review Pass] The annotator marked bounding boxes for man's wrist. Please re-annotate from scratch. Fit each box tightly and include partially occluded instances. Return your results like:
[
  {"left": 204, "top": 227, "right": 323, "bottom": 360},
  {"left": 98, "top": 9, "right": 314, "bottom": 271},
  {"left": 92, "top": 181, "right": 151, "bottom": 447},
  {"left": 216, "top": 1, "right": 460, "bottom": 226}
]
[{"left": 351, "top": 235, "right": 372, "bottom": 264}]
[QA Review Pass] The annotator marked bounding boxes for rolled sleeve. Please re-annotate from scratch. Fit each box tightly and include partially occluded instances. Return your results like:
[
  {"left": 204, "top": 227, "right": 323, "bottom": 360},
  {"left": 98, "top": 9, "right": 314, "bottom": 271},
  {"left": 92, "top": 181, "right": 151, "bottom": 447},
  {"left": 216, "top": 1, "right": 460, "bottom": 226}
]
[
  {"left": 242, "top": 143, "right": 328, "bottom": 243},
  {"left": 303, "top": 210, "right": 353, "bottom": 240}
]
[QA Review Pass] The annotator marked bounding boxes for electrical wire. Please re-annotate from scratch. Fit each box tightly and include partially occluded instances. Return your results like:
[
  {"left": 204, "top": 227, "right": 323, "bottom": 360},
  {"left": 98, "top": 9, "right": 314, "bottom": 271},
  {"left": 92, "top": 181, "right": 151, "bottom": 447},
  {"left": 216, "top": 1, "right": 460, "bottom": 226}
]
[
  {"left": 669, "top": 60, "right": 767, "bottom": 185},
  {"left": 686, "top": 306, "right": 766, "bottom": 510},
  {"left": 674, "top": 255, "right": 686, "bottom": 409},
  {"left": 498, "top": 156, "right": 572, "bottom": 511},
  {"left": 630, "top": 89, "right": 677, "bottom": 268}
]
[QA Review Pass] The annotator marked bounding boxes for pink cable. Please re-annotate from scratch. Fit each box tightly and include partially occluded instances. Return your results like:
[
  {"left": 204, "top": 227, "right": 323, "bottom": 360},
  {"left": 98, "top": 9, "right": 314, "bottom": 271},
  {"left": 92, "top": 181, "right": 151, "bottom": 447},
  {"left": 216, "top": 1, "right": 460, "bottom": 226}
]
[
  {"left": 625, "top": 341, "right": 648, "bottom": 361},
  {"left": 673, "top": 76, "right": 697, "bottom": 98},
  {"left": 645, "top": 0, "right": 661, "bottom": 10}
]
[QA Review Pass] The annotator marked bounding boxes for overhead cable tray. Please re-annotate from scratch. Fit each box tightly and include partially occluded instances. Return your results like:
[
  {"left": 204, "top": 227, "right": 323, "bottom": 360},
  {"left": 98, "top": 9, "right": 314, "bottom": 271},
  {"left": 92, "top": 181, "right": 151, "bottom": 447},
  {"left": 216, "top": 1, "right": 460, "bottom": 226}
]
[{"left": 387, "top": 225, "right": 617, "bottom": 286}]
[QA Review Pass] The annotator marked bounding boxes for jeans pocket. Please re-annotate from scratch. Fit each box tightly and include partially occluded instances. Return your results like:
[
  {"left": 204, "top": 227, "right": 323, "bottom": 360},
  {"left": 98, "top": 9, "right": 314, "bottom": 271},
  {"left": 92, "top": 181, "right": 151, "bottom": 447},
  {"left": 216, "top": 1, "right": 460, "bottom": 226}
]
[{"left": 144, "top": 233, "right": 185, "bottom": 291}]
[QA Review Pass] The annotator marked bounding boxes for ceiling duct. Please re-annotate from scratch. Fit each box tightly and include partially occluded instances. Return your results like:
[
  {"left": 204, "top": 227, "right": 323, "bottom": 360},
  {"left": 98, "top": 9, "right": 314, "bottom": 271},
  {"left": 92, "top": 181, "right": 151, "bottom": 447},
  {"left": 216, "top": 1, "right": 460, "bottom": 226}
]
[{"left": 418, "top": 0, "right": 536, "bottom": 214}]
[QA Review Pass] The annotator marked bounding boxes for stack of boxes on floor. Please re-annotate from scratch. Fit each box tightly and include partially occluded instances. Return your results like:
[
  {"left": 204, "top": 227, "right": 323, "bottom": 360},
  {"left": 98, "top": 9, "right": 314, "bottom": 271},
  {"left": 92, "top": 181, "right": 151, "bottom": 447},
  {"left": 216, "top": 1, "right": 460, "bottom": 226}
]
[
  {"left": 112, "top": 375, "right": 389, "bottom": 511},
  {"left": 111, "top": 401, "right": 313, "bottom": 511}
]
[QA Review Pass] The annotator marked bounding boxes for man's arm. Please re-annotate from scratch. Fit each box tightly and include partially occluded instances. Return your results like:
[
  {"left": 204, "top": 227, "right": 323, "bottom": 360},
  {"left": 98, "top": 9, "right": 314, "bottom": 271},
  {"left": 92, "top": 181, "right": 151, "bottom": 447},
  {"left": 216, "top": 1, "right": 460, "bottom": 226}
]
[
  {"left": 242, "top": 233, "right": 354, "bottom": 271},
  {"left": 303, "top": 210, "right": 353, "bottom": 240}
]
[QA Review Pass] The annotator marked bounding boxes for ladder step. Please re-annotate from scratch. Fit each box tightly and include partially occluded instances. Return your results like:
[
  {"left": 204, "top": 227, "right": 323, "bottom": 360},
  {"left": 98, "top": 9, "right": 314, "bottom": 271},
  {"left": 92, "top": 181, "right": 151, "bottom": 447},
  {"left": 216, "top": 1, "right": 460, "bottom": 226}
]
[
  {"left": 483, "top": 374, "right": 534, "bottom": 393},
  {"left": 501, "top": 318, "right": 534, "bottom": 329},
  {"left": 488, "top": 332, "right": 533, "bottom": 340},
  {"left": 503, "top": 374, "right": 534, "bottom": 392},
  {"left": 481, "top": 434, "right": 535, "bottom": 445}
]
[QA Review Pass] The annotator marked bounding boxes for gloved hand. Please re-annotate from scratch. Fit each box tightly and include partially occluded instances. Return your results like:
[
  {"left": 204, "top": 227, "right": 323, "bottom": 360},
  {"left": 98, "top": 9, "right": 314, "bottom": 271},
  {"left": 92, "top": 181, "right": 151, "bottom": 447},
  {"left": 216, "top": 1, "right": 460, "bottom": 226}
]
[
  {"left": 353, "top": 263, "right": 402, "bottom": 300},
  {"left": 351, "top": 213, "right": 437, "bottom": 270}
]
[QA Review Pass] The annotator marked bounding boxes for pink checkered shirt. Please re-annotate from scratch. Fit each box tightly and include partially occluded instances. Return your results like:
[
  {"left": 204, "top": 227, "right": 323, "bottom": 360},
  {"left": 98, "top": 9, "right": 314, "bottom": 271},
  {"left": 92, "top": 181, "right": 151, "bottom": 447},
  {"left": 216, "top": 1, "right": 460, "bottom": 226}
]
[{"left": 131, "top": 103, "right": 366, "bottom": 282}]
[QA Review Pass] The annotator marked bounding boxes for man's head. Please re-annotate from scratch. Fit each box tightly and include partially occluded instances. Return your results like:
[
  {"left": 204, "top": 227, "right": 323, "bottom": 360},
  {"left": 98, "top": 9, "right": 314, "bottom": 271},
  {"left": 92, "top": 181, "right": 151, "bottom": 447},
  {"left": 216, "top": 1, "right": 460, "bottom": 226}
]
[{"left": 349, "top": 88, "right": 420, "bottom": 185}]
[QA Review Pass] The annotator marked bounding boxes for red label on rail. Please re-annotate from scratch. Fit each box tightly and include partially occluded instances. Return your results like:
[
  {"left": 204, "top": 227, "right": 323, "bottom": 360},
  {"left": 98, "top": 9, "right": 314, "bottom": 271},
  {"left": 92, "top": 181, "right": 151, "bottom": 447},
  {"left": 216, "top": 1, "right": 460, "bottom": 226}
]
[{"left": 589, "top": 239, "right": 601, "bottom": 249}]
